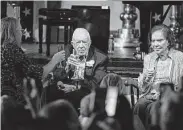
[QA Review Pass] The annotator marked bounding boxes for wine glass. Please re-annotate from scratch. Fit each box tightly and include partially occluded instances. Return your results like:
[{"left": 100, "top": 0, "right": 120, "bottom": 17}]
[
  {"left": 57, "top": 44, "right": 65, "bottom": 68},
  {"left": 145, "top": 67, "right": 155, "bottom": 83},
  {"left": 57, "top": 44, "right": 64, "bottom": 52}
]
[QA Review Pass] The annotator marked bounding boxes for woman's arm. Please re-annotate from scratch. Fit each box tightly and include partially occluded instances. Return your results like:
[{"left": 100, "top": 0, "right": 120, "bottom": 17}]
[
  {"left": 42, "top": 60, "right": 57, "bottom": 83},
  {"left": 42, "top": 50, "right": 66, "bottom": 83}
]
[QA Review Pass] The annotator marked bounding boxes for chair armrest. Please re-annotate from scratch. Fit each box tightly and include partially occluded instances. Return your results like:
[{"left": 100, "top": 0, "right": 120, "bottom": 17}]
[{"left": 124, "top": 78, "right": 140, "bottom": 107}]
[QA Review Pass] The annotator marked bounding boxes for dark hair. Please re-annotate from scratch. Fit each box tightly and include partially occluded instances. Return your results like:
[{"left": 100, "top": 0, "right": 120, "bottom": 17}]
[
  {"left": 99, "top": 73, "right": 123, "bottom": 93},
  {"left": 38, "top": 99, "right": 81, "bottom": 130},
  {"left": 159, "top": 82, "right": 175, "bottom": 91},
  {"left": 148, "top": 24, "right": 175, "bottom": 51}
]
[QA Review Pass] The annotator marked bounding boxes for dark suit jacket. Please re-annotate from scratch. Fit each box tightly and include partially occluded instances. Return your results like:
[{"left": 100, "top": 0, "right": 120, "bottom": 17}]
[{"left": 53, "top": 44, "right": 108, "bottom": 90}]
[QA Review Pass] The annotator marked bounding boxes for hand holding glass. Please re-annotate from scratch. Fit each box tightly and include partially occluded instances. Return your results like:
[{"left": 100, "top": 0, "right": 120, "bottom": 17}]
[
  {"left": 57, "top": 44, "right": 65, "bottom": 68},
  {"left": 144, "top": 68, "right": 155, "bottom": 83}
]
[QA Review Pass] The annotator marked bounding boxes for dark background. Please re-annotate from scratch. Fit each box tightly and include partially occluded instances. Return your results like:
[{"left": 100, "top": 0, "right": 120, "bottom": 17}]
[{"left": 72, "top": 6, "right": 110, "bottom": 54}]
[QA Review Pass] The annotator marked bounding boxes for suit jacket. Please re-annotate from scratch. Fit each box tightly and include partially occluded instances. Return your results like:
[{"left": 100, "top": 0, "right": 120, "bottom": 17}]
[
  {"left": 53, "top": 44, "right": 108, "bottom": 90},
  {"left": 139, "top": 49, "right": 183, "bottom": 94}
]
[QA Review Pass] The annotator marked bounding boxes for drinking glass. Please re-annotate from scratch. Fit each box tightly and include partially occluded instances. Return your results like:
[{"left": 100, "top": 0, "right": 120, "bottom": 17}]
[
  {"left": 57, "top": 44, "right": 64, "bottom": 52},
  {"left": 145, "top": 67, "right": 155, "bottom": 83},
  {"left": 57, "top": 44, "right": 65, "bottom": 68}
]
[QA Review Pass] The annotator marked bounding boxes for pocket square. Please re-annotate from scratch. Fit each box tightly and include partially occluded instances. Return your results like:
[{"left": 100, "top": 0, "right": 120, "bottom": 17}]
[{"left": 86, "top": 60, "right": 95, "bottom": 67}]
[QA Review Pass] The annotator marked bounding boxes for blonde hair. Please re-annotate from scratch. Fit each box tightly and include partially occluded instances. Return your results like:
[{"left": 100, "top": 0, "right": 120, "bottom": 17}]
[{"left": 1, "top": 17, "right": 19, "bottom": 46}]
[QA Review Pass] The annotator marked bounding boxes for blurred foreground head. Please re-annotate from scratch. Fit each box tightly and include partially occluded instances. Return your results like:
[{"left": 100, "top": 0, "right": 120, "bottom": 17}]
[
  {"left": 88, "top": 73, "right": 124, "bottom": 114},
  {"left": 100, "top": 73, "right": 123, "bottom": 93},
  {"left": 82, "top": 73, "right": 133, "bottom": 130},
  {"left": 37, "top": 99, "right": 81, "bottom": 130},
  {"left": 160, "top": 86, "right": 183, "bottom": 130},
  {"left": 1, "top": 95, "right": 33, "bottom": 130}
]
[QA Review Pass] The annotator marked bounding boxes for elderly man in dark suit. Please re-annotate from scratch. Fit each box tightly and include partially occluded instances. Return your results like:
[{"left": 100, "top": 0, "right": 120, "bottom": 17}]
[{"left": 42, "top": 28, "right": 108, "bottom": 110}]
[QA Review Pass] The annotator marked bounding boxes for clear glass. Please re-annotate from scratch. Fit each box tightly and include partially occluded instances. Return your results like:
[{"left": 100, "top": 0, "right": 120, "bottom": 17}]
[
  {"left": 57, "top": 44, "right": 64, "bottom": 52},
  {"left": 57, "top": 44, "right": 65, "bottom": 68},
  {"left": 145, "top": 67, "right": 155, "bottom": 83}
]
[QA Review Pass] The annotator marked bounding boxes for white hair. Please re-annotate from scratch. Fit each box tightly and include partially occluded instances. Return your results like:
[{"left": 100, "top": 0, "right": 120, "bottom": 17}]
[{"left": 72, "top": 28, "right": 91, "bottom": 42}]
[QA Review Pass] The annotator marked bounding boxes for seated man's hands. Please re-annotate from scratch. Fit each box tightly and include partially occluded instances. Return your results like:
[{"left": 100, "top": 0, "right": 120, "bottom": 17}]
[
  {"left": 23, "top": 77, "right": 39, "bottom": 118},
  {"left": 57, "top": 81, "right": 77, "bottom": 93},
  {"left": 65, "top": 54, "right": 79, "bottom": 73},
  {"left": 66, "top": 54, "right": 86, "bottom": 78},
  {"left": 62, "top": 84, "right": 77, "bottom": 93}
]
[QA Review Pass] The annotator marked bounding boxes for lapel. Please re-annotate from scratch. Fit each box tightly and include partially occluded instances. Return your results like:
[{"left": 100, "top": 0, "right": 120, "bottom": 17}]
[{"left": 85, "top": 46, "right": 96, "bottom": 77}]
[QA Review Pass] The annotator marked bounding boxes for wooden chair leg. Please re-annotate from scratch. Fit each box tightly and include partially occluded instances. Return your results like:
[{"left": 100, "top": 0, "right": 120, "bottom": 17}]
[
  {"left": 64, "top": 25, "right": 68, "bottom": 44},
  {"left": 57, "top": 27, "right": 60, "bottom": 44},
  {"left": 130, "top": 85, "right": 135, "bottom": 107},
  {"left": 39, "top": 18, "right": 43, "bottom": 53},
  {"left": 46, "top": 25, "right": 51, "bottom": 56}
]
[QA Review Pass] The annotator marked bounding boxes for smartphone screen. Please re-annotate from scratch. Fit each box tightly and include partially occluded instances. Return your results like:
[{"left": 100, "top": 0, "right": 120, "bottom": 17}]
[{"left": 105, "top": 86, "right": 118, "bottom": 117}]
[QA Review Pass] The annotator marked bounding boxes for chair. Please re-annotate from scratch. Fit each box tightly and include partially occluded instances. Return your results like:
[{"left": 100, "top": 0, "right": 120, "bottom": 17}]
[{"left": 122, "top": 77, "right": 140, "bottom": 108}]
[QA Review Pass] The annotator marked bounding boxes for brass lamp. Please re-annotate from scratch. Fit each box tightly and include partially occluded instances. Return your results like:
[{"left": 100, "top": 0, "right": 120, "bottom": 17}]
[
  {"left": 169, "top": 5, "right": 183, "bottom": 50},
  {"left": 111, "top": 3, "right": 141, "bottom": 59}
]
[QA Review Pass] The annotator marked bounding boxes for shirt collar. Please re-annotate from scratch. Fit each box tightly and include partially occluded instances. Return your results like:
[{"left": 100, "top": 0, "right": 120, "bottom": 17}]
[{"left": 154, "top": 48, "right": 175, "bottom": 60}]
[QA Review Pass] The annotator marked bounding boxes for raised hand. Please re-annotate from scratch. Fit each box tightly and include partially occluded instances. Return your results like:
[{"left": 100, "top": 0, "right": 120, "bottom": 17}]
[
  {"left": 23, "top": 77, "right": 38, "bottom": 118},
  {"left": 51, "top": 50, "right": 65, "bottom": 65},
  {"left": 23, "top": 78, "right": 38, "bottom": 99},
  {"left": 61, "top": 84, "right": 77, "bottom": 93}
]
